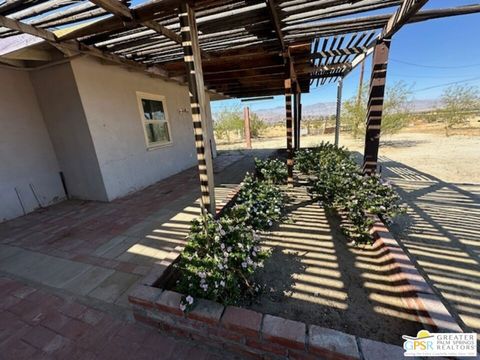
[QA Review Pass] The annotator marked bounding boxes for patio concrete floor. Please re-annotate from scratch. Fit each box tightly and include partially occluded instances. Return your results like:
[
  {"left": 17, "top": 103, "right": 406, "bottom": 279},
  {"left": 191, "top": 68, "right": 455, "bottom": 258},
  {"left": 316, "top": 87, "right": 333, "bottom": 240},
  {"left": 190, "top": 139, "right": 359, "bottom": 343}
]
[{"left": 0, "top": 150, "right": 273, "bottom": 359}]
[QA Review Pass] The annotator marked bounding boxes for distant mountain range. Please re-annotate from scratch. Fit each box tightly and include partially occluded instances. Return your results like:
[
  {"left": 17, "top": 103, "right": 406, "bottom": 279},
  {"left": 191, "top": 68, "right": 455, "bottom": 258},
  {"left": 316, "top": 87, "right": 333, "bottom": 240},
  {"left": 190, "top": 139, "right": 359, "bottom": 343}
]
[{"left": 252, "top": 99, "right": 441, "bottom": 124}]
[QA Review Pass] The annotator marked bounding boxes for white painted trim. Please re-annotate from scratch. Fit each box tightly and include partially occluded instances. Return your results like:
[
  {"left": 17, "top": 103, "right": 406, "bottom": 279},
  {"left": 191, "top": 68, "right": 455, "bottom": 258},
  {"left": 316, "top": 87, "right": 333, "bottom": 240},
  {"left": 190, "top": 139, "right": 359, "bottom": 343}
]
[{"left": 136, "top": 91, "right": 173, "bottom": 149}]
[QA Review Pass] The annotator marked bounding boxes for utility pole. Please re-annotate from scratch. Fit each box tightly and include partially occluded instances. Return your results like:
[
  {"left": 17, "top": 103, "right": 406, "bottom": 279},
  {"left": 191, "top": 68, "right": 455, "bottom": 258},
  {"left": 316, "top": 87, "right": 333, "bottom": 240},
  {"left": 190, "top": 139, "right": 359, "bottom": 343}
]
[
  {"left": 356, "top": 60, "right": 365, "bottom": 108},
  {"left": 334, "top": 77, "right": 343, "bottom": 147}
]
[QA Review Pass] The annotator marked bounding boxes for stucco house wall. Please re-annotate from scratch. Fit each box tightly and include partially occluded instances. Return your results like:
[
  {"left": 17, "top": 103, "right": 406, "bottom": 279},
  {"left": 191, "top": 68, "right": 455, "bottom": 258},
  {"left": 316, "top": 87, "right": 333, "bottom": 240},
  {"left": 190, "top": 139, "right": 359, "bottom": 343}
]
[
  {"left": 70, "top": 56, "right": 216, "bottom": 201},
  {"left": 30, "top": 62, "right": 109, "bottom": 201},
  {"left": 0, "top": 67, "right": 65, "bottom": 221},
  {"left": 0, "top": 55, "right": 218, "bottom": 222}
]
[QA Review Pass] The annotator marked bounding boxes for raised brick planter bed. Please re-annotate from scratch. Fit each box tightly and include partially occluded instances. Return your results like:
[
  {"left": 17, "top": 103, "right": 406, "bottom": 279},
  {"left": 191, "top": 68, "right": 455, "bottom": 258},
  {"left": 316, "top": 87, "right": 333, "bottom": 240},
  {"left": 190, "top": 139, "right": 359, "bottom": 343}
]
[
  {"left": 370, "top": 216, "right": 462, "bottom": 334},
  {"left": 128, "top": 190, "right": 462, "bottom": 359}
]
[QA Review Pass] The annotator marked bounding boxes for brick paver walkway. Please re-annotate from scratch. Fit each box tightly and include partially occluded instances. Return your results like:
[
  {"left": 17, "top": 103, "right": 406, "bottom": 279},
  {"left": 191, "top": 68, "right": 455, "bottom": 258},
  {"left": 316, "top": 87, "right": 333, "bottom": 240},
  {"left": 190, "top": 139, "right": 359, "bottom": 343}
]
[
  {"left": 0, "top": 150, "right": 274, "bottom": 359},
  {"left": 0, "top": 276, "right": 236, "bottom": 359}
]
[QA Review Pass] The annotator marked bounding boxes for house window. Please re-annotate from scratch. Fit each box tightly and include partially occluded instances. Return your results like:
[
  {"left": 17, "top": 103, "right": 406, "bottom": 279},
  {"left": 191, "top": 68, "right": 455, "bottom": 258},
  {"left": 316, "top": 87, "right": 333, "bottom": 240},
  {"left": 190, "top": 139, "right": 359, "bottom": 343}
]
[{"left": 137, "top": 92, "right": 172, "bottom": 148}]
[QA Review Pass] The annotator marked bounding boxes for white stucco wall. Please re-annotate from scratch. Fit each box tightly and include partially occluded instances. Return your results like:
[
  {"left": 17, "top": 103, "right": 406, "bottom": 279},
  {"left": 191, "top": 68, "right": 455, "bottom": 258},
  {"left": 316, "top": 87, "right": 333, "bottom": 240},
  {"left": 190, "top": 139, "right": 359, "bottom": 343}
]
[
  {"left": 0, "top": 67, "right": 65, "bottom": 222},
  {"left": 70, "top": 56, "right": 217, "bottom": 201},
  {"left": 30, "top": 62, "right": 109, "bottom": 201}
]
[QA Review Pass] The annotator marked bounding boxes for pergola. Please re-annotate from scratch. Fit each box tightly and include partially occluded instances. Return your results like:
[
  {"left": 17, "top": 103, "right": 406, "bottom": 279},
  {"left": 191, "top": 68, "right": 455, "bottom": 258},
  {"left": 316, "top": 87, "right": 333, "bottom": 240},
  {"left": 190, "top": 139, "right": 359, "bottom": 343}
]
[{"left": 1, "top": 0, "right": 478, "bottom": 214}]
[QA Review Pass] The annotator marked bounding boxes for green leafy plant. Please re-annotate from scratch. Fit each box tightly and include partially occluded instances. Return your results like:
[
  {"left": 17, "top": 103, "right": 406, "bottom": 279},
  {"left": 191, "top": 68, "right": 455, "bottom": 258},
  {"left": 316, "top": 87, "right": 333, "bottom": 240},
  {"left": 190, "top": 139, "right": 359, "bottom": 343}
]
[
  {"left": 175, "top": 210, "right": 268, "bottom": 311},
  {"left": 214, "top": 107, "right": 243, "bottom": 142},
  {"left": 342, "top": 81, "right": 413, "bottom": 139},
  {"left": 175, "top": 173, "right": 286, "bottom": 311},
  {"left": 250, "top": 112, "right": 267, "bottom": 138},
  {"left": 213, "top": 107, "right": 268, "bottom": 142},
  {"left": 235, "top": 173, "right": 285, "bottom": 230},
  {"left": 295, "top": 142, "right": 405, "bottom": 244},
  {"left": 294, "top": 143, "right": 350, "bottom": 175},
  {"left": 439, "top": 84, "right": 479, "bottom": 136},
  {"left": 254, "top": 158, "right": 287, "bottom": 184}
]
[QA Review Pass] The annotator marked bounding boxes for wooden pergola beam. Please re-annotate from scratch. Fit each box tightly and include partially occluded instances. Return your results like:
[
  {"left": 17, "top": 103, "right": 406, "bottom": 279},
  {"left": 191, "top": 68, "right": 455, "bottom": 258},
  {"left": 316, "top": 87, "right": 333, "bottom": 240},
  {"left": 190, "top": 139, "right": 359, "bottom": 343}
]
[
  {"left": 266, "top": 0, "right": 285, "bottom": 50},
  {"left": 87, "top": 0, "right": 182, "bottom": 45},
  {"left": 88, "top": 0, "right": 133, "bottom": 21},
  {"left": 383, "top": 0, "right": 429, "bottom": 39},
  {"left": 347, "top": 0, "right": 436, "bottom": 75},
  {"left": 296, "top": 62, "right": 351, "bottom": 75},
  {"left": 0, "top": 14, "right": 57, "bottom": 42},
  {"left": 0, "top": 14, "right": 171, "bottom": 80},
  {"left": 57, "top": 0, "right": 179, "bottom": 41}
]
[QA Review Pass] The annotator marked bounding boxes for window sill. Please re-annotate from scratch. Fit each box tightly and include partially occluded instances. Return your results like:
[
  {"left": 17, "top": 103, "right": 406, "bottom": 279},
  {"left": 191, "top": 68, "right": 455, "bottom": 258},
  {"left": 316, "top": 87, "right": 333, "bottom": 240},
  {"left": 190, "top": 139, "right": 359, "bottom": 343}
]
[{"left": 146, "top": 142, "right": 173, "bottom": 151}]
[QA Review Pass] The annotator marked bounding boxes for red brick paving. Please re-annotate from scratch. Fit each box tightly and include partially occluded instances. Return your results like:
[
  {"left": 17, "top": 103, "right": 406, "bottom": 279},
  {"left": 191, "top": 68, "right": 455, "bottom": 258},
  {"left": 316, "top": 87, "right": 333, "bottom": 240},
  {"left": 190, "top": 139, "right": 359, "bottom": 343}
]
[
  {"left": 0, "top": 153, "right": 256, "bottom": 359},
  {"left": 0, "top": 276, "right": 238, "bottom": 359},
  {"left": 0, "top": 154, "right": 244, "bottom": 276}
]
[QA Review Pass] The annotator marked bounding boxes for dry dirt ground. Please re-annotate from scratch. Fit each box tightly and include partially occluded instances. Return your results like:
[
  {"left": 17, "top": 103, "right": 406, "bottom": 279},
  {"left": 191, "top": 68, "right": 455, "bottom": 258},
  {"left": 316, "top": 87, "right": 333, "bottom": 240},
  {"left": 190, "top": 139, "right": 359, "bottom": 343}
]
[
  {"left": 248, "top": 184, "right": 423, "bottom": 346},
  {"left": 219, "top": 126, "right": 480, "bottom": 339},
  {"left": 218, "top": 129, "right": 480, "bottom": 184}
]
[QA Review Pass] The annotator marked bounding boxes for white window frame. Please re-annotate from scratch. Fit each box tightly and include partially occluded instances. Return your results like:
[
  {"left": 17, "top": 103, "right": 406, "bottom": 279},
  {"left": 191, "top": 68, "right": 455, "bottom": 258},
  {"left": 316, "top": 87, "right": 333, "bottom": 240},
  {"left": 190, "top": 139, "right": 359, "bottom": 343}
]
[{"left": 136, "top": 91, "right": 173, "bottom": 149}]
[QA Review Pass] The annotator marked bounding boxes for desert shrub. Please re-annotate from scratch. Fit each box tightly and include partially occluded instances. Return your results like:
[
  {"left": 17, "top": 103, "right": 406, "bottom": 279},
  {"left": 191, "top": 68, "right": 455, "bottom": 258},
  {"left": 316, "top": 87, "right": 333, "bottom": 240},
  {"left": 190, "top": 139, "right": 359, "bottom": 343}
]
[
  {"left": 254, "top": 158, "right": 287, "bottom": 184},
  {"left": 175, "top": 173, "right": 286, "bottom": 311},
  {"left": 214, "top": 107, "right": 243, "bottom": 142},
  {"left": 342, "top": 81, "right": 413, "bottom": 139},
  {"left": 296, "top": 142, "right": 405, "bottom": 243},
  {"left": 250, "top": 112, "right": 267, "bottom": 138},
  {"left": 439, "top": 84, "right": 480, "bottom": 136}
]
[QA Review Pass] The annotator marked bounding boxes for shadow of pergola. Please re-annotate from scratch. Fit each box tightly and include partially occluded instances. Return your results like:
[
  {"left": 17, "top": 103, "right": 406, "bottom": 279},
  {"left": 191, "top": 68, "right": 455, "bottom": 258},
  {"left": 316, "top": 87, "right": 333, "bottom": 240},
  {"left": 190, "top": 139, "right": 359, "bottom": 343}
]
[
  {"left": 378, "top": 156, "right": 480, "bottom": 338},
  {"left": 250, "top": 185, "right": 424, "bottom": 346}
]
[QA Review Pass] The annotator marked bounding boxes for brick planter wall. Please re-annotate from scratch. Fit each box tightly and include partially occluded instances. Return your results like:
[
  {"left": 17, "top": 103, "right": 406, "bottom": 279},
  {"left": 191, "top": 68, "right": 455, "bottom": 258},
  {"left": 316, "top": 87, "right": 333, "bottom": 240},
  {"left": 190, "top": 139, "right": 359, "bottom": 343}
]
[
  {"left": 128, "top": 188, "right": 462, "bottom": 359},
  {"left": 129, "top": 286, "right": 366, "bottom": 359},
  {"left": 370, "top": 216, "right": 462, "bottom": 333}
]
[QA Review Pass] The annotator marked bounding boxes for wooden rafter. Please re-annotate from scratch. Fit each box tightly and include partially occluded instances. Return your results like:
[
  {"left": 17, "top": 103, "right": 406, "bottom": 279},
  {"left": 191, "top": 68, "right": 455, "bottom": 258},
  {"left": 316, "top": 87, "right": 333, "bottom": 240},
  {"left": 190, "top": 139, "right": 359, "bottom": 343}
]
[
  {"left": 87, "top": 0, "right": 182, "bottom": 45},
  {"left": 2, "top": 0, "right": 480, "bottom": 98},
  {"left": 0, "top": 14, "right": 171, "bottom": 80},
  {"left": 266, "top": 0, "right": 285, "bottom": 50},
  {"left": 57, "top": 0, "right": 180, "bottom": 41},
  {"left": 346, "top": 0, "right": 428, "bottom": 76},
  {"left": 0, "top": 14, "right": 57, "bottom": 42},
  {"left": 88, "top": 0, "right": 133, "bottom": 21},
  {"left": 383, "top": 0, "right": 428, "bottom": 39}
]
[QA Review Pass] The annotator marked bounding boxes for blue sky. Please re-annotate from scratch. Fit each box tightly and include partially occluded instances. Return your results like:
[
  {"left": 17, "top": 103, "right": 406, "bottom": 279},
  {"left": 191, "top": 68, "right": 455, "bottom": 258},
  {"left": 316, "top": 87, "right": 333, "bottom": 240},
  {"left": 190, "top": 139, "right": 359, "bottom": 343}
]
[{"left": 211, "top": 0, "right": 480, "bottom": 113}]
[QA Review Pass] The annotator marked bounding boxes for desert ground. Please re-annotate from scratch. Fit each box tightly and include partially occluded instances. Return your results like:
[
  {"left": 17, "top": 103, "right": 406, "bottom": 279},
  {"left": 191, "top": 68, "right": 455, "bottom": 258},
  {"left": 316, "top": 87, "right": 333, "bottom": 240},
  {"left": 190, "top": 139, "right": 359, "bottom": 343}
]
[{"left": 217, "top": 124, "right": 480, "bottom": 184}]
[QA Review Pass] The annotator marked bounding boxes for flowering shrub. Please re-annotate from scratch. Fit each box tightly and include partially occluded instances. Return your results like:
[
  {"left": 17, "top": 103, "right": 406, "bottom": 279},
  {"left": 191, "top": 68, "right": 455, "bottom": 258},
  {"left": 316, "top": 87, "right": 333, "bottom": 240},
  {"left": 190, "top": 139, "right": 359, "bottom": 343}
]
[
  {"left": 296, "top": 142, "right": 405, "bottom": 244},
  {"left": 294, "top": 142, "right": 350, "bottom": 175},
  {"left": 235, "top": 173, "right": 285, "bottom": 230},
  {"left": 254, "top": 158, "right": 287, "bottom": 184},
  {"left": 175, "top": 210, "right": 268, "bottom": 311},
  {"left": 175, "top": 173, "right": 286, "bottom": 311}
]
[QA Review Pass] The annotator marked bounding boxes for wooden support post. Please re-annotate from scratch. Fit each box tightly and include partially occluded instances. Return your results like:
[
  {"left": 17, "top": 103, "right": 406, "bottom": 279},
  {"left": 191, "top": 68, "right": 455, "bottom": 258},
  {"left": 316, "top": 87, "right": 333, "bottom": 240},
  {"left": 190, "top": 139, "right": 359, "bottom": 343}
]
[
  {"left": 293, "top": 91, "right": 298, "bottom": 151},
  {"left": 285, "top": 79, "right": 294, "bottom": 187},
  {"left": 362, "top": 39, "right": 390, "bottom": 175},
  {"left": 334, "top": 77, "right": 343, "bottom": 147},
  {"left": 179, "top": 3, "right": 216, "bottom": 215},
  {"left": 298, "top": 92, "right": 302, "bottom": 149},
  {"left": 244, "top": 106, "right": 252, "bottom": 149}
]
